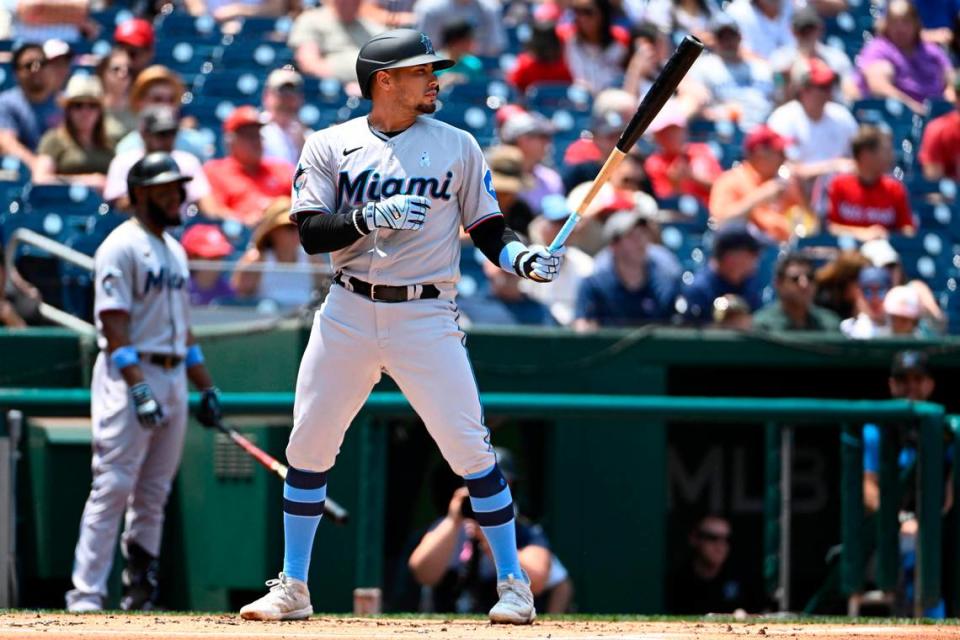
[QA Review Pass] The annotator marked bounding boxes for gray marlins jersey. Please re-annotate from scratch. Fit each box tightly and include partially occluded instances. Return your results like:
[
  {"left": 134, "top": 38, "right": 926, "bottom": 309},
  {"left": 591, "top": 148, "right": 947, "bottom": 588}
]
[
  {"left": 291, "top": 115, "right": 501, "bottom": 287},
  {"left": 94, "top": 220, "right": 191, "bottom": 356}
]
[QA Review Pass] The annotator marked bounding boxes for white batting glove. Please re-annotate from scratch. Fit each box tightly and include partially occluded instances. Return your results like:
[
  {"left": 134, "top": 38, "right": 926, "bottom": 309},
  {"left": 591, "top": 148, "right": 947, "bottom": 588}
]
[
  {"left": 514, "top": 245, "right": 565, "bottom": 283},
  {"left": 362, "top": 194, "right": 431, "bottom": 231}
]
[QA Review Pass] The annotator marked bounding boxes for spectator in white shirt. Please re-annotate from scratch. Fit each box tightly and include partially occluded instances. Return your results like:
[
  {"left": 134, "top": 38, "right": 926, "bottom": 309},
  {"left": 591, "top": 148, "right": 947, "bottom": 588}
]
[
  {"left": 767, "top": 58, "right": 857, "bottom": 181},
  {"left": 725, "top": 0, "right": 795, "bottom": 59},
  {"left": 260, "top": 67, "right": 310, "bottom": 167}
]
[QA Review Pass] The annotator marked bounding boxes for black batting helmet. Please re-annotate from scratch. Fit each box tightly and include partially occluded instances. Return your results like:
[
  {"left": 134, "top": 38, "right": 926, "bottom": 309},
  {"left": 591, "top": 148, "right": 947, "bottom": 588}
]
[
  {"left": 127, "top": 152, "right": 191, "bottom": 205},
  {"left": 356, "top": 29, "right": 454, "bottom": 99}
]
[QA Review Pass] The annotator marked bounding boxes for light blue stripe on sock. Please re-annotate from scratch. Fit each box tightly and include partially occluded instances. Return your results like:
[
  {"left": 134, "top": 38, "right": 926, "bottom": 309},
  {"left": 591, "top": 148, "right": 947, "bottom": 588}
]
[
  {"left": 284, "top": 483, "right": 327, "bottom": 503},
  {"left": 470, "top": 485, "right": 513, "bottom": 513},
  {"left": 463, "top": 463, "right": 496, "bottom": 480}
]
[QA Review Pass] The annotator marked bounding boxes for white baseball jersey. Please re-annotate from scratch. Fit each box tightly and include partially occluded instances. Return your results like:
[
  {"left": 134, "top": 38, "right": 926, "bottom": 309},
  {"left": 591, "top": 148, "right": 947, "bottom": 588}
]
[
  {"left": 291, "top": 115, "right": 501, "bottom": 287},
  {"left": 93, "top": 220, "right": 191, "bottom": 356}
]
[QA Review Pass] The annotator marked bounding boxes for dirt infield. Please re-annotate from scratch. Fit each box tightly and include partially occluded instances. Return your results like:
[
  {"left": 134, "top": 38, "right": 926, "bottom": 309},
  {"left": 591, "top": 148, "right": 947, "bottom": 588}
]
[{"left": 0, "top": 614, "right": 958, "bottom": 640}]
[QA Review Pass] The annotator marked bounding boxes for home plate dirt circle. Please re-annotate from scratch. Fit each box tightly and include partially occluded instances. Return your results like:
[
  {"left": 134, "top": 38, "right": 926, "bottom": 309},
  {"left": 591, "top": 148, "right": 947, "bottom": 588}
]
[{"left": 0, "top": 614, "right": 958, "bottom": 639}]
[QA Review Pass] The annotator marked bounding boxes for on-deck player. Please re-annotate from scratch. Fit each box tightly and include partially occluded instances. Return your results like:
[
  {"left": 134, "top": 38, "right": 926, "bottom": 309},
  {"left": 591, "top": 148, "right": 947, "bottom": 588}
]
[
  {"left": 66, "top": 152, "right": 223, "bottom": 612},
  {"left": 240, "top": 29, "right": 564, "bottom": 624}
]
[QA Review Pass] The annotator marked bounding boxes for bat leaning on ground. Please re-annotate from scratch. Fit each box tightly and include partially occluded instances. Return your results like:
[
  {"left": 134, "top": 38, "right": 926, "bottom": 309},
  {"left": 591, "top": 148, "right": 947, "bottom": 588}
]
[
  {"left": 548, "top": 35, "right": 705, "bottom": 253},
  {"left": 213, "top": 419, "right": 350, "bottom": 525}
]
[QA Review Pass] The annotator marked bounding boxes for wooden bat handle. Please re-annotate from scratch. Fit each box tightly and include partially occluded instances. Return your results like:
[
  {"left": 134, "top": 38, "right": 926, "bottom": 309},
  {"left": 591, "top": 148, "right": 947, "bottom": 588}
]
[{"left": 548, "top": 149, "right": 627, "bottom": 253}]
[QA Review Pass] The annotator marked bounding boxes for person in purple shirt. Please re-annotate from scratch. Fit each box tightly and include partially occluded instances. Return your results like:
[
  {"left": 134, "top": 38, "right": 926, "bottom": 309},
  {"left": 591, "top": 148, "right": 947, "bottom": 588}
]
[
  {"left": 500, "top": 111, "right": 565, "bottom": 216},
  {"left": 855, "top": 0, "right": 954, "bottom": 114},
  {"left": 182, "top": 224, "right": 236, "bottom": 306}
]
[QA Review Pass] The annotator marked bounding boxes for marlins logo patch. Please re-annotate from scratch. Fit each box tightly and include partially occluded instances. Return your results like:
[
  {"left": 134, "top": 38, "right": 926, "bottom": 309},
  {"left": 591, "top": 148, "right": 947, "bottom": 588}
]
[
  {"left": 421, "top": 33, "right": 435, "bottom": 54},
  {"left": 483, "top": 169, "right": 497, "bottom": 200},
  {"left": 293, "top": 164, "right": 308, "bottom": 198}
]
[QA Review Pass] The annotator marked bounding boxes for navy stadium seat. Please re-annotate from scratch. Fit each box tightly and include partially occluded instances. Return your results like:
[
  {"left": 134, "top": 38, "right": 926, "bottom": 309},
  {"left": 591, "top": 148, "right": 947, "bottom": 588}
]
[
  {"left": 218, "top": 41, "right": 293, "bottom": 70},
  {"left": 525, "top": 83, "right": 592, "bottom": 114},
  {"left": 433, "top": 103, "right": 495, "bottom": 147},
  {"left": 22, "top": 183, "right": 105, "bottom": 215}
]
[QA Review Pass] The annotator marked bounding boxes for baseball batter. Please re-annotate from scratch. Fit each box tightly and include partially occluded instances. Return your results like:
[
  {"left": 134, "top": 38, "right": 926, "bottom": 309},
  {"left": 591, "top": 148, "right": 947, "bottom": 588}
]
[
  {"left": 66, "top": 153, "right": 223, "bottom": 612},
  {"left": 240, "top": 29, "right": 563, "bottom": 624}
]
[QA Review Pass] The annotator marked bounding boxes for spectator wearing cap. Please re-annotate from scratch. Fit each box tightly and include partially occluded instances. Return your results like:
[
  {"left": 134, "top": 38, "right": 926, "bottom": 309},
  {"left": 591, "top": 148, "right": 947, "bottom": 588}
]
[
  {"left": 486, "top": 145, "right": 537, "bottom": 236},
  {"left": 840, "top": 265, "right": 892, "bottom": 339},
  {"left": 115, "top": 65, "right": 210, "bottom": 162},
  {"left": 0, "top": 43, "right": 63, "bottom": 172},
  {"left": 767, "top": 58, "right": 857, "bottom": 185},
  {"left": 558, "top": 0, "right": 631, "bottom": 94},
  {"left": 855, "top": 0, "right": 954, "bottom": 116},
  {"left": 521, "top": 194, "right": 596, "bottom": 326},
  {"left": 288, "top": 0, "right": 386, "bottom": 89},
  {"left": 506, "top": 20, "right": 573, "bottom": 94},
  {"left": 768, "top": 7, "right": 854, "bottom": 103},
  {"left": 862, "top": 350, "right": 949, "bottom": 619},
  {"left": 500, "top": 111, "right": 564, "bottom": 216},
  {"left": 185, "top": 0, "right": 286, "bottom": 24},
  {"left": 681, "top": 14, "right": 775, "bottom": 130},
  {"left": 883, "top": 285, "right": 923, "bottom": 337},
  {"left": 724, "top": 0, "right": 794, "bottom": 59},
  {"left": 232, "top": 197, "right": 316, "bottom": 309},
  {"left": 860, "top": 238, "right": 946, "bottom": 333},
  {"left": 562, "top": 89, "right": 638, "bottom": 191},
  {"left": 644, "top": 105, "right": 721, "bottom": 206},
  {"left": 564, "top": 175, "right": 657, "bottom": 254},
  {"left": 34, "top": 74, "right": 115, "bottom": 191},
  {"left": 104, "top": 106, "right": 221, "bottom": 217},
  {"left": 42, "top": 40, "right": 73, "bottom": 94},
  {"left": 114, "top": 18, "right": 155, "bottom": 79},
  {"left": 261, "top": 68, "right": 310, "bottom": 167},
  {"left": 182, "top": 224, "right": 237, "bottom": 306},
  {"left": 753, "top": 253, "right": 840, "bottom": 332},
  {"left": 573, "top": 208, "right": 681, "bottom": 330},
  {"left": 709, "top": 125, "right": 807, "bottom": 242},
  {"left": 918, "top": 76, "right": 960, "bottom": 182},
  {"left": 435, "top": 20, "right": 485, "bottom": 88},
  {"left": 96, "top": 49, "right": 136, "bottom": 136},
  {"left": 204, "top": 107, "right": 295, "bottom": 226},
  {"left": 679, "top": 224, "right": 765, "bottom": 325},
  {"left": 826, "top": 125, "right": 914, "bottom": 242},
  {"left": 414, "top": 0, "right": 505, "bottom": 59}
]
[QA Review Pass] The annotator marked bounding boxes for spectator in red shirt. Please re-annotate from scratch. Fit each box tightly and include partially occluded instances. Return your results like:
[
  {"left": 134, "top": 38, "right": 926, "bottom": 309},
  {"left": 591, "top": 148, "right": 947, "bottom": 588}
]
[
  {"left": 918, "top": 77, "right": 960, "bottom": 181},
  {"left": 203, "top": 106, "right": 295, "bottom": 226},
  {"left": 827, "top": 125, "right": 915, "bottom": 242},
  {"left": 644, "top": 106, "right": 721, "bottom": 206},
  {"left": 506, "top": 21, "right": 573, "bottom": 94}
]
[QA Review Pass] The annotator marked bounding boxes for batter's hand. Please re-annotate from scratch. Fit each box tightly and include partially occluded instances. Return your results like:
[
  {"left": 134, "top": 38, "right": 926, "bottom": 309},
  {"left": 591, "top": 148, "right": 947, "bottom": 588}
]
[
  {"left": 514, "top": 245, "right": 565, "bottom": 283},
  {"left": 363, "top": 195, "right": 431, "bottom": 231},
  {"left": 131, "top": 382, "right": 165, "bottom": 429},
  {"left": 196, "top": 387, "right": 222, "bottom": 428}
]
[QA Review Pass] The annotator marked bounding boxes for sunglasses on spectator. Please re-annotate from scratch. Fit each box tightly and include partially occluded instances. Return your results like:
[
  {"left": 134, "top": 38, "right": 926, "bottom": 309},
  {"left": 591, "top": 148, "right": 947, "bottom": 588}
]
[
  {"left": 698, "top": 530, "right": 730, "bottom": 543},
  {"left": 69, "top": 102, "right": 101, "bottom": 111},
  {"left": 573, "top": 6, "right": 598, "bottom": 16},
  {"left": 17, "top": 59, "right": 46, "bottom": 73},
  {"left": 148, "top": 129, "right": 177, "bottom": 138},
  {"left": 109, "top": 64, "right": 131, "bottom": 75},
  {"left": 145, "top": 91, "right": 177, "bottom": 105},
  {"left": 785, "top": 272, "right": 812, "bottom": 285}
]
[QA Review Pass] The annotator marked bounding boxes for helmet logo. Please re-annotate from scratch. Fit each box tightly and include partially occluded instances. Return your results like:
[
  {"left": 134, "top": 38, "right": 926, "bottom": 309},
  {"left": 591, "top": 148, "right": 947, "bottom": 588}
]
[{"left": 421, "top": 33, "right": 435, "bottom": 54}]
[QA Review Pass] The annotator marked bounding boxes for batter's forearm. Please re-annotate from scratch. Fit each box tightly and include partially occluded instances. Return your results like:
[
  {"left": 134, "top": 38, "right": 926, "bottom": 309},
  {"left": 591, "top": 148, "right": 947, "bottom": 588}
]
[
  {"left": 101, "top": 311, "right": 146, "bottom": 387},
  {"left": 468, "top": 215, "right": 520, "bottom": 266},
  {"left": 295, "top": 210, "right": 369, "bottom": 254}
]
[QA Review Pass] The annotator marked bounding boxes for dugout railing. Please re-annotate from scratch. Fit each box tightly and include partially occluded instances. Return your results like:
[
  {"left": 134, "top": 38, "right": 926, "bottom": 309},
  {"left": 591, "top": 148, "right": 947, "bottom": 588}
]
[{"left": 1, "top": 389, "right": 955, "bottom": 615}]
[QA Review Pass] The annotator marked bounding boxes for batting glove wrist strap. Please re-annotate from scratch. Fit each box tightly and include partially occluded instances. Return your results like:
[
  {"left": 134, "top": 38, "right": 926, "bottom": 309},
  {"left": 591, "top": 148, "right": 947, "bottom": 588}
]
[
  {"left": 362, "top": 194, "right": 430, "bottom": 231},
  {"left": 131, "top": 382, "right": 164, "bottom": 429},
  {"left": 351, "top": 208, "right": 370, "bottom": 236},
  {"left": 110, "top": 345, "right": 140, "bottom": 370},
  {"left": 504, "top": 243, "right": 565, "bottom": 283}
]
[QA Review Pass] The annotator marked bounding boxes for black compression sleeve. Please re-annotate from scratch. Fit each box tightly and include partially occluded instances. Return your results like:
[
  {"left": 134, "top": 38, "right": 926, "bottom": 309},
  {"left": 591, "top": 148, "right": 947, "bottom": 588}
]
[
  {"left": 294, "top": 210, "right": 369, "bottom": 254},
  {"left": 468, "top": 215, "right": 521, "bottom": 266}
]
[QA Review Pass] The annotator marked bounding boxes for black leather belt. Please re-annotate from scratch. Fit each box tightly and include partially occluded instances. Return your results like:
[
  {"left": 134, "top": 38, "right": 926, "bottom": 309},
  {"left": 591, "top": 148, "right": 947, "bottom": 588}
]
[
  {"left": 334, "top": 273, "right": 440, "bottom": 303},
  {"left": 140, "top": 353, "right": 183, "bottom": 369}
]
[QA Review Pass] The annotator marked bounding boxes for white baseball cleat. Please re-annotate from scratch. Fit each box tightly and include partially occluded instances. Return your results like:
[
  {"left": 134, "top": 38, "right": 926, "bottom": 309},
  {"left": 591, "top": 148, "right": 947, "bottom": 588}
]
[
  {"left": 488, "top": 574, "right": 536, "bottom": 624},
  {"left": 239, "top": 573, "right": 313, "bottom": 621}
]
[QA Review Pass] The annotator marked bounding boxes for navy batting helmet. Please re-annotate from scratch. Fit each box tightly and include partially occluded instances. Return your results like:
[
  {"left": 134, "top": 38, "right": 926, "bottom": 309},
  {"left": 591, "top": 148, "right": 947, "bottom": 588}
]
[
  {"left": 127, "top": 152, "right": 191, "bottom": 205},
  {"left": 356, "top": 29, "right": 454, "bottom": 99}
]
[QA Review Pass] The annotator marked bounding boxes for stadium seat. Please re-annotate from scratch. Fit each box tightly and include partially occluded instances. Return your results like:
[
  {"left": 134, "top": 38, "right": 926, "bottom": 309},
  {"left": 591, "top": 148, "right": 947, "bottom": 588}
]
[
  {"left": 525, "top": 83, "right": 592, "bottom": 114},
  {"left": 193, "top": 71, "right": 263, "bottom": 100},
  {"left": 154, "top": 11, "right": 224, "bottom": 45},
  {"left": 433, "top": 103, "right": 495, "bottom": 147},
  {"left": 236, "top": 16, "right": 293, "bottom": 41},
  {"left": 218, "top": 41, "right": 293, "bottom": 70},
  {"left": 21, "top": 183, "right": 105, "bottom": 215},
  {"left": 656, "top": 195, "right": 709, "bottom": 230}
]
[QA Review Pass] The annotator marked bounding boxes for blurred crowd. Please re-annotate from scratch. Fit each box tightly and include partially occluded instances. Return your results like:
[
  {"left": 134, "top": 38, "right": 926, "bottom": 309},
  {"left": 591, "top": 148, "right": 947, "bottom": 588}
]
[{"left": 1, "top": 0, "right": 959, "bottom": 335}]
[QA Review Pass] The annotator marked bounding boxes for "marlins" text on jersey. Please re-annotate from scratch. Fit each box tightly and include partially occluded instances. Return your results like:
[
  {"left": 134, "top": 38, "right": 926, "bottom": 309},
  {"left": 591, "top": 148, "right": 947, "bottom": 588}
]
[{"left": 336, "top": 169, "right": 454, "bottom": 210}]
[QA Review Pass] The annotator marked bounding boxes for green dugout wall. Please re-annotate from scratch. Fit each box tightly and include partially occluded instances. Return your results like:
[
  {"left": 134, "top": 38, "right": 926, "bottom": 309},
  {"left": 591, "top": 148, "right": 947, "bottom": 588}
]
[{"left": 2, "top": 326, "right": 960, "bottom": 613}]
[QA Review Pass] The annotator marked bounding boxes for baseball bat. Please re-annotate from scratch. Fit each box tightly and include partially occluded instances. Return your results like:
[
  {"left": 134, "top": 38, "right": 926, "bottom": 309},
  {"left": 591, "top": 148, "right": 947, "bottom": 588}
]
[
  {"left": 548, "top": 35, "right": 704, "bottom": 253},
  {"left": 213, "top": 420, "right": 350, "bottom": 525}
]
